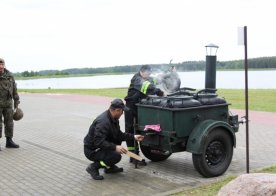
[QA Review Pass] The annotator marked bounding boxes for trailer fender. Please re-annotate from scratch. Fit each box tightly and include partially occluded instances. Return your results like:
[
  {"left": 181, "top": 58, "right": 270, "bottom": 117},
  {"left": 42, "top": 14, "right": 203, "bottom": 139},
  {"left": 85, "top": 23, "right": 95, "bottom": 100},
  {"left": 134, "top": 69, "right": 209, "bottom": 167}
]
[{"left": 186, "top": 120, "right": 236, "bottom": 154}]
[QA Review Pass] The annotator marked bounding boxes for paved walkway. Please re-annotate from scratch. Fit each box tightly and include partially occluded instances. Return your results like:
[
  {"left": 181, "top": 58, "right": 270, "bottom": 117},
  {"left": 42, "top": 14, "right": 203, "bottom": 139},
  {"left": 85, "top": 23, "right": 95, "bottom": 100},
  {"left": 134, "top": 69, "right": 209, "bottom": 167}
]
[{"left": 1, "top": 93, "right": 276, "bottom": 195}]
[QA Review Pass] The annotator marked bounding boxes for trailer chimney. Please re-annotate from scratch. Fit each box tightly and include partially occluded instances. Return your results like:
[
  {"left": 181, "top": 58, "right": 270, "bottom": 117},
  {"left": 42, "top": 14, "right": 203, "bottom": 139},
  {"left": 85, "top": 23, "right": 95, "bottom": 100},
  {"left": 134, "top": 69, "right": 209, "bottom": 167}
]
[{"left": 205, "top": 44, "right": 219, "bottom": 89}]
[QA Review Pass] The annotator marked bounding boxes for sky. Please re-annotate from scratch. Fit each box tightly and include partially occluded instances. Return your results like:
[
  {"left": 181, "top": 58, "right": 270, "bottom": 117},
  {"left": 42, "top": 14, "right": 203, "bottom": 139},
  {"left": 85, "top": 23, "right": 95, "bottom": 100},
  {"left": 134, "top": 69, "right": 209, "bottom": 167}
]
[{"left": 0, "top": 0, "right": 275, "bottom": 72}]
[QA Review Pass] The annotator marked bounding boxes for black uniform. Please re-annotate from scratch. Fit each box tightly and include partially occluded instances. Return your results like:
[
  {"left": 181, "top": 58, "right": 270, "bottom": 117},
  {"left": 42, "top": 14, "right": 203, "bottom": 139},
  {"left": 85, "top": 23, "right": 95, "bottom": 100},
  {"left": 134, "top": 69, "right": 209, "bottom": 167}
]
[
  {"left": 84, "top": 110, "right": 134, "bottom": 167},
  {"left": 124, "top": 72, "right": 163, "bottom": 153}
]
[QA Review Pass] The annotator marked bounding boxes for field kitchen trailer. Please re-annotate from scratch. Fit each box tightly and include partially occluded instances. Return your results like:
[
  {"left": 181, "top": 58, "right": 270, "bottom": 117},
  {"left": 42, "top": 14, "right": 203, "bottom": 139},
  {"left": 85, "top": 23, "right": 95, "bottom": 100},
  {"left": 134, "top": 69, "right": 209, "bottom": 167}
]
[{"left": 136, "top": 45, "right": 242, "bottom": 177}]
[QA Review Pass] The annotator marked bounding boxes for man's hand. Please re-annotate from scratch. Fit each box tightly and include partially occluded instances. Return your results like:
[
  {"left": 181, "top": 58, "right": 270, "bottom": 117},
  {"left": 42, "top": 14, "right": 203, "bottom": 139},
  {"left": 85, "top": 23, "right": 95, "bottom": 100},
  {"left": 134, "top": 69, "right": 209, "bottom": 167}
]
[
  {"left": 14, "top": 100, "right": 20, "bottom": 109},
  {"left": 115, "top": 145, "right": 127, "bottom": 154},
  {"left": 134, "top": 135, "right": 144, "bottom": 142},
  {"left": 156, "top": 89, "right": 164, "bottom": 97}
]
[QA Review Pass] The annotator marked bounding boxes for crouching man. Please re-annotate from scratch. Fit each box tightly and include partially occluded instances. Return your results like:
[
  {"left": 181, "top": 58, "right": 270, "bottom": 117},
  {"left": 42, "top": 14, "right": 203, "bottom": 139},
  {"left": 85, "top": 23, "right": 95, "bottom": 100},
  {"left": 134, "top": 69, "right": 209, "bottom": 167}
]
[{"left": 83, "top": 99, "right": 144, "bottom": 180}]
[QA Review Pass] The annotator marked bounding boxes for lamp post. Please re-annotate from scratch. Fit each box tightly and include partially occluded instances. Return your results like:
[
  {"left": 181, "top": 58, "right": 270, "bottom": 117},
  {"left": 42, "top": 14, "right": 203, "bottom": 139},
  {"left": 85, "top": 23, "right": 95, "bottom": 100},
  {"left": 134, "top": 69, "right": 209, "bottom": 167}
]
[{"left": 205, "top": 43, "right": 219, "bottom": 89}]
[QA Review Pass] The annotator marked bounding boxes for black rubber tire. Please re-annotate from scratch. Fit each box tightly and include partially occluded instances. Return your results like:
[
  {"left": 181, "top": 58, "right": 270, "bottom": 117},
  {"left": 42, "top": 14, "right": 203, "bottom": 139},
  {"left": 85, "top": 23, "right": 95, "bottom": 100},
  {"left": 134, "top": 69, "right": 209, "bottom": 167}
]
[
  {"left": 140, "top": 145, "right": 171, "bottom": 162},
  {"left": 192, "top": 128, "right": 233, "bottom": 177}
]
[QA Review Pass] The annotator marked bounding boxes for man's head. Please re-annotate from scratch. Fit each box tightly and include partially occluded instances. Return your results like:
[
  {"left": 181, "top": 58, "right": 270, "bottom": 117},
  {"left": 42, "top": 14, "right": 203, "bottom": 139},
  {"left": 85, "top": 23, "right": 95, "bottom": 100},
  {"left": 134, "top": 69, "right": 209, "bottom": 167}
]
[
  {"left": 0, "top": 58, "right": 5, "bottom": 74},
  {"left": 109, "top": 99, "right": 129, "bottom": 119},
  {"left": 140, "top": 65, "right": 152, "bottom": 79}
]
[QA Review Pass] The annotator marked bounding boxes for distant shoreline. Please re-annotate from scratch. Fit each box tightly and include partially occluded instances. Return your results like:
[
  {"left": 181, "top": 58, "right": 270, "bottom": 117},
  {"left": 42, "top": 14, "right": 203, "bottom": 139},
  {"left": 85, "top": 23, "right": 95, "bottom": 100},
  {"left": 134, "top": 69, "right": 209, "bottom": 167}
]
[{"left": 15, "top": 68, "right": 276, "bottom": 80}]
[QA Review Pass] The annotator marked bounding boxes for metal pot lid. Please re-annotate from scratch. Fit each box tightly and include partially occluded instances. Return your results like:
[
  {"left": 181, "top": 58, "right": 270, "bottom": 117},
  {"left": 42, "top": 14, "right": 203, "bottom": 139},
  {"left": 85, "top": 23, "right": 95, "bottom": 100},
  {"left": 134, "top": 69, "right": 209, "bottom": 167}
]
[
  {"left": 167, "top": 95, "right": 193, "bottom": 100},
  {"left": 197, "top": 93, "right": 217, "bottom": 98}
]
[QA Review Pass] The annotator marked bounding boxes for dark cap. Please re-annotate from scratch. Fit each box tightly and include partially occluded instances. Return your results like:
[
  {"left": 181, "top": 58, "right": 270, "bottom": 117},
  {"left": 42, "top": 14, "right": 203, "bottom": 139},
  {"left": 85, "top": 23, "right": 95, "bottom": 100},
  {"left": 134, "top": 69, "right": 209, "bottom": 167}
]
[
  {"left": 140, "top": 65, "right": 151, "bottom": 72},
  {"left": 111, "top": 99, "right": 129, "bottom": 111},
  {"left": 0, "top": 58, "right": 5, "bottom": 64}
]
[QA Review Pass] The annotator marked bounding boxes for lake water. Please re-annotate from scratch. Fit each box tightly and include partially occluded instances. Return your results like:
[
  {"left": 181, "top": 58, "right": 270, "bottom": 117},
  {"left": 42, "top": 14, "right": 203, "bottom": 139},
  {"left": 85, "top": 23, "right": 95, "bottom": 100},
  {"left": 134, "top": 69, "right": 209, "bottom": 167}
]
[{"left": 16, "top": 70, "right": 276, "bottom": 89}]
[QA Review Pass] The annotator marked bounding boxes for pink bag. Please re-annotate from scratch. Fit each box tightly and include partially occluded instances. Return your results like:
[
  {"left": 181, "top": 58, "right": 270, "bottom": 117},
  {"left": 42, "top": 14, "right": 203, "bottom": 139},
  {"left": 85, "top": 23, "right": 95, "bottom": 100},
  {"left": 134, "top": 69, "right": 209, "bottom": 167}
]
[{"left": 144, "top": 124, "right": 161, "bottom": 132}]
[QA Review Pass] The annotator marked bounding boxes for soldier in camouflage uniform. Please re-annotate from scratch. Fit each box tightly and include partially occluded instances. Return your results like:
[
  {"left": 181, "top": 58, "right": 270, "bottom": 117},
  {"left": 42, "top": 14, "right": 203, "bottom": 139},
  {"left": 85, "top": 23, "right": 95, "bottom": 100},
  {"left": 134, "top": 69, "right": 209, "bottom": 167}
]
[{"left": 0, "top": 58, "right": 20, "bottom": 149}]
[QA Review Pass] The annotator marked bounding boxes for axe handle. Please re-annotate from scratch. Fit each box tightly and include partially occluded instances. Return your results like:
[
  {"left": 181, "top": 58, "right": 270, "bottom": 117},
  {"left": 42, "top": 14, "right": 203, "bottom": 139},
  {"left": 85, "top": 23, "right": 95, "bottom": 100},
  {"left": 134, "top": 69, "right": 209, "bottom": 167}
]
[
  {"left": 126, "top": 151, "right": 143, "bottom": 161},
  {"left": 133, "top": 117, "right": 138, "bottom": 168}
]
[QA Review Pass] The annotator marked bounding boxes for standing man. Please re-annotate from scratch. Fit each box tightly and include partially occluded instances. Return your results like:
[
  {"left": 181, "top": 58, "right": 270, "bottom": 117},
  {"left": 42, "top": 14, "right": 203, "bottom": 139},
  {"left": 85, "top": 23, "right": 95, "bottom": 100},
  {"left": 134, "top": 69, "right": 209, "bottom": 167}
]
[
  {"left": 84, "top": 99, "right": 144, "bottom": 180},
  {"left": 0, "top": 58, "right": 20, "bottom": 149},
  {"left": 124, "top": 65, "right": 164, "bottom": 165}
]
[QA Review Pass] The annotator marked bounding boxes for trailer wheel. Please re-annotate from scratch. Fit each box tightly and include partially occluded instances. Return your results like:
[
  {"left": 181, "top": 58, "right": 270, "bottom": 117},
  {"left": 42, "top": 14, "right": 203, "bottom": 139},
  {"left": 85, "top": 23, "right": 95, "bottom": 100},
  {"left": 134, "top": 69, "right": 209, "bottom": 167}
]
[
  {"left": 192, "top": 128, "right": 233, "bottom": 177},
  {"left": 140, "top": 145, "right": 171, "bottom": 162}
]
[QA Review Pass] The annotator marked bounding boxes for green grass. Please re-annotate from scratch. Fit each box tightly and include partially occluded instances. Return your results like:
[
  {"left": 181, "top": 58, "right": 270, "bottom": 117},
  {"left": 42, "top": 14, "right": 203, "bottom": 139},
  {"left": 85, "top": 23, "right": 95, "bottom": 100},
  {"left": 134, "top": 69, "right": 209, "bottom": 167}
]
[
  {"left": 217, "top": 89, "right": 276, "bottom": 112},
  {"left": 173, "top": 176, "right": 236, "bottom": 196},
  {"left": 257, "top": 165, "right": 276, "bottom": 173},
  {"left": 19, "top": 88, "right": 276, "bottom": 112},
  {"left": 173, "top": 166, "right": 276, "bottom": 196}
]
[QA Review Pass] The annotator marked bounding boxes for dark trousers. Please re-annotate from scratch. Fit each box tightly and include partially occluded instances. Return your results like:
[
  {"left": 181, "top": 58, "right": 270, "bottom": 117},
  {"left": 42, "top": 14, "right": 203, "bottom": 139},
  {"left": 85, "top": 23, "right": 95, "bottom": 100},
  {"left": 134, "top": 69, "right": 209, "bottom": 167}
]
[
  {"left": 124, "top": 103, "right": 139, "bottom": 152},
  {"left": 0, "top": 107, "right": 14, "bottom": 138},
  {"left": 84, "top": 146, "right": 121, "bottom": 167}
]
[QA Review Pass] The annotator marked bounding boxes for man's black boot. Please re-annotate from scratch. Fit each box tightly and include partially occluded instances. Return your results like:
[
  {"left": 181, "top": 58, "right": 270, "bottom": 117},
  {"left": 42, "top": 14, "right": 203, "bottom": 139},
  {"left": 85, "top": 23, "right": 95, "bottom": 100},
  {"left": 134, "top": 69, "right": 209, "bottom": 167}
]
[
  {"left": 104, "top": 165, "right": 123, "bottom": 174},
  {"left": 86, "top": 162, "right": 104, "bottom": 180},
  {"left": 131, "top": 158, "right": 147, "bottom": 166},
  {"left": 6, "top": 137, "right": 20, "bottom": 148},
  {"left": 129, "top": 151, "right": 147, "bottom": 166},
  {"left": 129, "top": 150, "right": 137, "bottom": 163},
  {"left": 129, "top": 157, "right": 133, "bottom": 163}
]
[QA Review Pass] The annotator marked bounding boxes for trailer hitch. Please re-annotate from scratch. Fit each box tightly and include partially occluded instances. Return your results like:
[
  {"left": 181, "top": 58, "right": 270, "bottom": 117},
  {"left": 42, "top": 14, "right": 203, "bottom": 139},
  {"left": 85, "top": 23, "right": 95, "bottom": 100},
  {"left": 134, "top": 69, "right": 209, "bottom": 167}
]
[{"left": 239, "top": 116, "right": 248, "bottom": 124}]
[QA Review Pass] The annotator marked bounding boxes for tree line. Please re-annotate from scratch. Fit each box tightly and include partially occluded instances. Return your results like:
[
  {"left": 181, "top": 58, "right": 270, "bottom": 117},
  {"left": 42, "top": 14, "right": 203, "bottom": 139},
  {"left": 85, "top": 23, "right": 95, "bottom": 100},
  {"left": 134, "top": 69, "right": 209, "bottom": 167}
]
[{"left": 14, "top": 56, "right": 276, "bottom": 78}]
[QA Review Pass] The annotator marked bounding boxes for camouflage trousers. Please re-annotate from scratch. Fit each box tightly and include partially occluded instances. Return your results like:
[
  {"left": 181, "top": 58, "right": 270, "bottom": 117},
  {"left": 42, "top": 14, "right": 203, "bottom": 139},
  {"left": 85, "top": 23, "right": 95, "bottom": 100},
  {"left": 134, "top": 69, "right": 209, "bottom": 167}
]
[{"left": 0, "top": 107, "right": 14, "bottom": 138}]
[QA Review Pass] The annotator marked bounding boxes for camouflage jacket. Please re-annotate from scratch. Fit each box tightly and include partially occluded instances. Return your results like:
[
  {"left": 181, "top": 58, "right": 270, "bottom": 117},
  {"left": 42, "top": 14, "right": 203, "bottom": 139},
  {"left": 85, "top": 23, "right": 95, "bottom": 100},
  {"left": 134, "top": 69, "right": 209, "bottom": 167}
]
[{"left": 0, "top": 69, "right": 20, "bottom": 108}]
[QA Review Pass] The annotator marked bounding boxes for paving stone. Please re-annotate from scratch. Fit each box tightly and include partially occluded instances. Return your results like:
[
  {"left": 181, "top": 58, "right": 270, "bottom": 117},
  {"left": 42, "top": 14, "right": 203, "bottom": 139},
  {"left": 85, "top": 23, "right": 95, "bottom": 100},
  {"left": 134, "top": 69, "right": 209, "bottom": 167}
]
[{"left": 1, "top": 93, "right": 276, "bottom": 195}]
